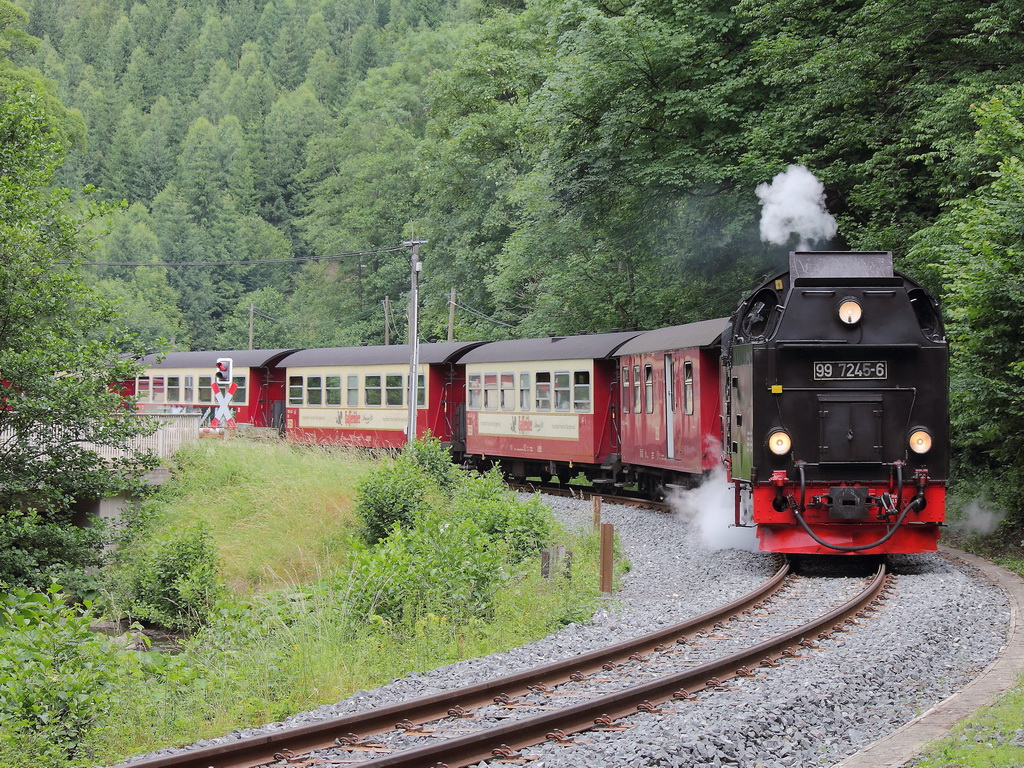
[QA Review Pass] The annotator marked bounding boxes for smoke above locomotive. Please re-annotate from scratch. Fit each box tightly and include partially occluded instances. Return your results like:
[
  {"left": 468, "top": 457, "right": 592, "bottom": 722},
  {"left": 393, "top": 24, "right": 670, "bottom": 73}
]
[{"left": 756, "top": 165, "right": 838, "bottom": 250}]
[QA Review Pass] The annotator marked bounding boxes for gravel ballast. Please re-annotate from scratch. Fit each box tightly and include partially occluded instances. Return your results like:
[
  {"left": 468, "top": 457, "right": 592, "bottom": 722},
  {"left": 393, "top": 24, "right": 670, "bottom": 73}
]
[{"left": 121, "top": 490, "right": 1010, "bottom": 768}]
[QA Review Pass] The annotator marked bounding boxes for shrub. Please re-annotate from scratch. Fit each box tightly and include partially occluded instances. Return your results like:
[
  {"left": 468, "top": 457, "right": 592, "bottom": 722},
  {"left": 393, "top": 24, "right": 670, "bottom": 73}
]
[
  {"left": 347, "top": 511, "right": 504, "bottom": 622},
  {"left": 0, "top": 586, "right": 128, "bottom": 766},
  {"left": 453, "top": 469, "right": 555, "bottom": 559},
  {"left": 0, "top": 509, "right": 106, "bottom": 595},
  {"left": 107, "top": 525, "right": 223, "bottom": 632},
  {"left": 353, "top": 459, "right": 437, "bottom": 544},
  {"left": 350, "top": 442, "right": 558, "bottom": 620},
  {"left": 399, "top": 434, "right": 462, "bottom": 492}
]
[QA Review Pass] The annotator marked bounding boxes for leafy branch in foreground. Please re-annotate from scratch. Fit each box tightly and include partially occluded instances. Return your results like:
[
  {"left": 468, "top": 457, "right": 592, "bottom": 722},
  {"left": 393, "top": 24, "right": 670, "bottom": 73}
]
[{"left": 0, "top": 83, "right": 156, "bottom": 590}]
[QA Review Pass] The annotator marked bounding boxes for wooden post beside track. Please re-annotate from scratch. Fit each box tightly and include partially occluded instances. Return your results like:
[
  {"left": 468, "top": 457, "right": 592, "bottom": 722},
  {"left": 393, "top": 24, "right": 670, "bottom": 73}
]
[
  {"left": 599, "top": 523, "right": 614, "bottom": 594},
  {"left": 592, "top": 494, "right": 602, "bottom": 528}
]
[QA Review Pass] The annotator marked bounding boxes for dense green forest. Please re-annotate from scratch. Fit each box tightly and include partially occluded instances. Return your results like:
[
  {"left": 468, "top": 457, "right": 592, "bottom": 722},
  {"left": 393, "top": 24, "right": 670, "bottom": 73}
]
[
  {"left": 8, "top": 0, "right": 1020, "bottom": 350},
  {"left": 3, "top": 0, "right": 1024, "bottom": 526}
]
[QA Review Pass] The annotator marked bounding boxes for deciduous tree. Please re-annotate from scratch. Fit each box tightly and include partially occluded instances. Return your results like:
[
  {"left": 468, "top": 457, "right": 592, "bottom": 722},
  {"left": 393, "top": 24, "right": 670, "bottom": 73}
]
[{"left": 0, "top": 84, "right": 156, "bottom": 590}]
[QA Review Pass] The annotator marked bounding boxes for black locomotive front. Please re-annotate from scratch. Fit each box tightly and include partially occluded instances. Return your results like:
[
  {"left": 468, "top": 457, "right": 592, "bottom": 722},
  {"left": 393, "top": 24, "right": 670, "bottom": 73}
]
[{"left": 723, "top": 251, "right": 948, "bottom": 554}]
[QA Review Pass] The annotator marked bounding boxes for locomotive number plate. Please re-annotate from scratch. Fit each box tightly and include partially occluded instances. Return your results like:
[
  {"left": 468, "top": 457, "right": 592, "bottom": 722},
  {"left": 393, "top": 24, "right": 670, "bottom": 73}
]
[{"left": 813, "top": 361, "right": 888, "bottom": 380}]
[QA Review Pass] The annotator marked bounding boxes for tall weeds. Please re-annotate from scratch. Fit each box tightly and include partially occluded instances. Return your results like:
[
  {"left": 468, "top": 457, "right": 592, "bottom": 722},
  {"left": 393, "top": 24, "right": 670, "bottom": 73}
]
[{"left": 73, "top": 438, "right": 609, "bottom": 766}]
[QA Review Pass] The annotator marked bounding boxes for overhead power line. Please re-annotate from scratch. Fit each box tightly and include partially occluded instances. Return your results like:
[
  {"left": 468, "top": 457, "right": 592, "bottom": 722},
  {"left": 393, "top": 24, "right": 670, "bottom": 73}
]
[
  {"left": 454, "top": 300, "right": 515, "bottom": 328},
  {"left": 64, "top": 245, "right": 409, "bottom": 267}
]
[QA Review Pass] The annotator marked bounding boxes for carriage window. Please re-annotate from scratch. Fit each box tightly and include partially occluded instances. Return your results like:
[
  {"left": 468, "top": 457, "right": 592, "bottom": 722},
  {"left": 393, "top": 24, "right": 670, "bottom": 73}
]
[
  {"left": 325, "top": 375, "right": 342, "bottom": 406},
  {"left": 365, "top": 375, "right": 382, "bottom": 406},
  {"left": 151, "top": 376, "right": 165, "bottom": 403},
  {"left": 137, "top": 377, "right": 150, "bottom": 401},
  {"left": 166, "top": 376, "right": 181, "bottom": 402},
  {"left": 468, "top": 374, "right": 482, "bottom": 409},
  {"left": 536, "top": 372, "right": 552, "bottom": 411},
  {"left": 500, "top": 373, "right": 515, "bottom": 410},
  {"left": 519, "top": 373, "right": 531, "bottom": 410},
  {"left": 417, "top": 373, "right": 426, "bottom": 407},
  {"left": 288, "top": 376, "right": 303, "bottom": 405},
  {"left": 621, "top": 366, "right": 630, "bottom": 414},
  {"left": 573, "top": 371, "right": 591, "bottom": 412},
  {"left": 633, "top": 365, "right": 641, "bottom": 413},
  {"left": 684, "top": 361, "right": 694, "bottom": 415},
  {"left": 307, "top": 376, "right": 323, "bottom": 406},
  {"left": 386, "top": 374, "right": 404, "bottom": 406},
  {"left": 484, "top": 373, "right": 499, "bottom": 409},
  {"left": 184, "top": 375, "right": 195, "bottom": 403},
  {"left": 554, "top": 371, "right": 571, "bottom": 411},
  {"left": 347, "top": 374, "right": 359, "bottom": 406},
  {"left": 199, "top": 375, "right": 213, "bottom": 404},
  {"left": 644, "top": 364, "right": 653, "bottom": 414},
  {"left": 232, "top": 376, "right": 247, "bottom": 403}
]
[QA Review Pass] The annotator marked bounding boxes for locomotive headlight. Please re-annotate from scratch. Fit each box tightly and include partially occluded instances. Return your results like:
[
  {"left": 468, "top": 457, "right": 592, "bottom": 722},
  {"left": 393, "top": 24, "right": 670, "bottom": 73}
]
[
  {"left": 768, "top": 430, "right": 792, "bottom": 456},
  {"left": 909, "top": 428, "right": 933, "bottom": 454},
  {"left": 838, "top": 298, "right": 863, "bottom": 325}
]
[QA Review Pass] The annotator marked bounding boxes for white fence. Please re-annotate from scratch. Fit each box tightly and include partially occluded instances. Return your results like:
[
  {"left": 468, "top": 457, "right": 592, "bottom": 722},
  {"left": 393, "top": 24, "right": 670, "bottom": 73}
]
[
  {"left": 86, "top": 413, "right": 202, "bottom": 460},
  {"left": 28, "top": 413, "right": 202, "bottom": 462},
  {"left": 1, "top": 414, "right": 201, "bottom": 464}
]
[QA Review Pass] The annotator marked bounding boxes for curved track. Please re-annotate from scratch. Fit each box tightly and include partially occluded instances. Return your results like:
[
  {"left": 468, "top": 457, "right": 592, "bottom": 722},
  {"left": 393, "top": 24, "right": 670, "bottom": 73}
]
[{"left": 116, "top": 562, "right": 894, "bottom": 768}]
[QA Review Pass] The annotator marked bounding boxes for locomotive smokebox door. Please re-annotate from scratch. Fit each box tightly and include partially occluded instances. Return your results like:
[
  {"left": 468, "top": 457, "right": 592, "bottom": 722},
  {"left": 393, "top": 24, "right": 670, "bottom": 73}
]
[{"left": 817, "top": 393, "right": 883, "bottom": 463}]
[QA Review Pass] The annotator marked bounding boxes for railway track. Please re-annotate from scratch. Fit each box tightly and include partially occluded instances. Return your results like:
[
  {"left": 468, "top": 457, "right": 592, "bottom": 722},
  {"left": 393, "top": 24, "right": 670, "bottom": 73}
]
[
  {"left": 117, "top": 561, "right": 893, "bottom": 768},
  {"left": 507, "top": 480, "right": 674, "bottom": 512}
]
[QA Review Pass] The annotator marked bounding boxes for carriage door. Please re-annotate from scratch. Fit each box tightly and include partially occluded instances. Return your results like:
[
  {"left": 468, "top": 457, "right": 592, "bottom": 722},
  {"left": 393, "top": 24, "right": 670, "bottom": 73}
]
[{"left": 664, "top": 355, "right": 676, "bottom": 459}]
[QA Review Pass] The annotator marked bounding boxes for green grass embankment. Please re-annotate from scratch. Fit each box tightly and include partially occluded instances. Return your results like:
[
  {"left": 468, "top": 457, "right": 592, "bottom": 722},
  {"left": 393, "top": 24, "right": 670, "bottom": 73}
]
[{"left": 80, "top": 439, "right": 612, "bottom": 765}]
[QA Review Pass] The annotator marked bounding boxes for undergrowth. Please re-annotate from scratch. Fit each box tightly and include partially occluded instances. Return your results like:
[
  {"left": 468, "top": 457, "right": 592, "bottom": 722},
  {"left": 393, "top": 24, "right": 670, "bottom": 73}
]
[{"left": 3, "top": 437, "right": 611, "bottom": 766}]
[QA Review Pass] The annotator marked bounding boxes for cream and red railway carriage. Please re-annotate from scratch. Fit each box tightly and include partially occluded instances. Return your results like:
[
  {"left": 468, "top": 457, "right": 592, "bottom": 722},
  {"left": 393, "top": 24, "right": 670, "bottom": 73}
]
[
  {"left": 459, "top": 331, "right": 642, "bottom": 483},
  {"left": 134, "top": 349, "right": 295, "bottom": 429},
  {"left": 279, "top": 341, "right": 486, "bottom": 448}
]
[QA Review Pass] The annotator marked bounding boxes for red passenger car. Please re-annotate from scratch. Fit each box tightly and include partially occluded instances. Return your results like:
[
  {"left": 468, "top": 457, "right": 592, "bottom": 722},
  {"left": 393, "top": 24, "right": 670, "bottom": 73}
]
[
  {"left": 279, "top": 342, "right": 485, "bottom": 448},
  {"left": 136, "top": 349, "right": 295, "bottom": 430},
  {"left": 615, "top": 319, "right": 729, "bottom": 496},
  {"left": 459, "top": 332, "right": 642, "bottom": 483}
]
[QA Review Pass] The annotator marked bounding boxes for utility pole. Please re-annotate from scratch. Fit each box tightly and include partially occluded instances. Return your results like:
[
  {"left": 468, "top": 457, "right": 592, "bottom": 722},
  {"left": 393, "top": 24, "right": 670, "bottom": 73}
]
[
  {"left": 383, "top": 296, "right": 391, "bottom": 345},
  {"left": 447, "top": 288, "right": 456, "bottom": 342},
  {"left": 248, "top": 303, "right": 255, "bottom": 350},
  {"left": 403, "top": 239, "right": 426, "bottom": 442}
]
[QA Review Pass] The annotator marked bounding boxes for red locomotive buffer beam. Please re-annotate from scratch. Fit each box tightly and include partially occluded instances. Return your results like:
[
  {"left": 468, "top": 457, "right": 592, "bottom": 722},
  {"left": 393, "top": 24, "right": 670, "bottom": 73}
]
[{"left": 752, "top": 480, "right": 945, "bottom": 555}]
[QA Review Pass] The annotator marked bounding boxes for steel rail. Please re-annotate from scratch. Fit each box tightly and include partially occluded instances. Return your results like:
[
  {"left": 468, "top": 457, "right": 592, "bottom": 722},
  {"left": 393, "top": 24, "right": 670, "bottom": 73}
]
[
  {"left": 112, "top": 562, "right": 791, "bottom": 768},
  {"left": 346, "top": 563, "right": 890, "bottom": 768},
  {"left": 506, "top": 481, "right": 673, "bottom": 512}
]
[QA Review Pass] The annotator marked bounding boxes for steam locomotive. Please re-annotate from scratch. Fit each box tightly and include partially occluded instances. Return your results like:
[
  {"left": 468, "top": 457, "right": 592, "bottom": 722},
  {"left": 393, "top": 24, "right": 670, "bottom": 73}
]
[
  {"left": 723, "top": 251, "right": 947, "bottom": 553},
  {"left": 133, "top": 251, "right": 947, "bottom": 555}
]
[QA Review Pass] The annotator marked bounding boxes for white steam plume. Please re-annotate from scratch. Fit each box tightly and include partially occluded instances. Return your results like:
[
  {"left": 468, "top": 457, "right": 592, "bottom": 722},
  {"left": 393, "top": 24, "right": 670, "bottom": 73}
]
[
  {"left": 667, "top": 467, "right": 759, "bottom": 552},
  {"left": 756, "top": 165, "right": 838, "bottom": 249},
  {"left": 950, "top": 500, "right": 1004, "bottom": 536}
]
